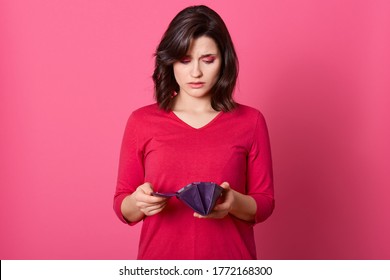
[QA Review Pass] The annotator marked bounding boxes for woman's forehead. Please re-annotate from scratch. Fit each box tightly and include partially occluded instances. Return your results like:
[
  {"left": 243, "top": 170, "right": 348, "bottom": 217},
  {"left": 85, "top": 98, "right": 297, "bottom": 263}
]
[{"left": 186, "top": 36, "right": 220, "bottom": 56}]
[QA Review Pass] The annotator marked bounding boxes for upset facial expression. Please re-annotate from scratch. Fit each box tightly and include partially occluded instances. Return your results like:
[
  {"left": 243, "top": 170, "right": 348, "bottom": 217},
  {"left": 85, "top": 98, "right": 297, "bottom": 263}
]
[{"left": 173, "top": 36, "right": 222, "bottom": 99}]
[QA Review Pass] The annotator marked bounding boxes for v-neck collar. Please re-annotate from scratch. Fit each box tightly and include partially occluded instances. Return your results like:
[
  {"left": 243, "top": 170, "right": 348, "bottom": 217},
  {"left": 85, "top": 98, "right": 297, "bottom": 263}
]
[{"left": 168, "top": 110, "right": 224, "bottom": 131}]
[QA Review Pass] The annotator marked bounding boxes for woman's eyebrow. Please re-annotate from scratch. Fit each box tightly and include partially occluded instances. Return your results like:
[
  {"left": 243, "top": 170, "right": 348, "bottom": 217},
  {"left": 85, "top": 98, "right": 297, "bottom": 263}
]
[
  {"left": 200, "top": 53, "right": 217, "bottom": 58},
  {"left": 184, "top": 53, "right": 218, "bottom": 58}
]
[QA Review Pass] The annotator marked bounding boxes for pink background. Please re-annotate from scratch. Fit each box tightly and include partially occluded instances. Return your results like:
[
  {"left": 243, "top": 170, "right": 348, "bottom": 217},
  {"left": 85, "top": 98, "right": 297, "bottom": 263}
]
[{"left": 1, "top": 0, "right": 389, "bottom": 259}]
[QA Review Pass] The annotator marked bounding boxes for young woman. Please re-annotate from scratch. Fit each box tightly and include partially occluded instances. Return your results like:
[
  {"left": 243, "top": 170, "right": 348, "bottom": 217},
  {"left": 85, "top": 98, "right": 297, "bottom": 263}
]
[{"left": 114, "top": 5, "right": 274, "bottom": 260}]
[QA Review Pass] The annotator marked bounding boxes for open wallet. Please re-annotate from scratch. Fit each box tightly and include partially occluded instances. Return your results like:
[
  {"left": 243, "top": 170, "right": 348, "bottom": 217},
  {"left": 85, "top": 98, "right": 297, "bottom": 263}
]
[{"left": 152, "top": 182, "right": 224, "bottom": 216}]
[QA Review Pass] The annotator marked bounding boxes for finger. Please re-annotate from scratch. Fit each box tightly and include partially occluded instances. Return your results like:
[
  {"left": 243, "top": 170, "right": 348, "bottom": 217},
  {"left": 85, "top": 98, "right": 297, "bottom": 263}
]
[
  {"left": 145, "top": 207, "right": 166, "bottom": 216},
  {"left": 220, "top": 182, "right": 230, "bottom": 190},
  {"left": 213, "top": 191, "right": 234, "bottom": 209},
  {"left": 212, "top": 202, "right": 229, "bottom": 212},
  {"left": 136, "top": 199, "right": 167, "bottom": 209},
  {"left": 141, "top": 202, "right": 167, "bottom": 216},
  {"left": 146, "top": 202, "right": 167, "bottom": 215},
  {"left": 193, "top": 209, "right": 227, "bottom": 219},
  {"left": 193, "top": 212, "right": 205, "bottom": 219},
  {"left": 139, "top": 182, "right": 154, "bottom": 195},
  {"left": 135, "top": 191, "right": 167, "bottom": 204},
  {"left": 143, "top": 195, "right": 167, "bottom": 204}
]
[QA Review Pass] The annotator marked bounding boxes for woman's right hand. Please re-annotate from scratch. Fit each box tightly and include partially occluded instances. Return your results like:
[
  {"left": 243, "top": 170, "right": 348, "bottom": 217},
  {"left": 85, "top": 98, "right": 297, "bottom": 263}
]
[
  {"left": 133, "top": 182, "right": 168, "bottom": 216},
  {"left": 121, "top": 182, "right": 168, "bottom": 223}
]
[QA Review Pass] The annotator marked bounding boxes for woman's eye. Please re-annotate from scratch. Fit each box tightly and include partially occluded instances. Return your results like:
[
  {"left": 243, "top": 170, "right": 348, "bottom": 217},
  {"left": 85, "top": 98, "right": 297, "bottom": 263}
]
[
  {"left": 203, "top": 59, "right": 215, "bottom": 64},
  {"left": 179, "top": 56, "right": 216, "bottom": 64},
  {"left": 203, "top": 57, "right": 216, "bottom": 64},
  {"left": 180, "top": 57, "right": 191, "bottom": 64}
]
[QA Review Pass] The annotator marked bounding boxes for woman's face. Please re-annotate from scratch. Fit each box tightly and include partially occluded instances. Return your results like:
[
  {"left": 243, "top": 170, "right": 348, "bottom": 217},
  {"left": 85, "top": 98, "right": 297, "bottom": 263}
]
[{"left": 173, "top": 36, "right": 221, "bottom": 99}]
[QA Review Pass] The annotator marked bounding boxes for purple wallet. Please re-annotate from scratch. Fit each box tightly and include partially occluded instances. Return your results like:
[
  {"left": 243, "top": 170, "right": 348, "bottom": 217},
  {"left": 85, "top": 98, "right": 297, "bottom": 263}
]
[{"left": 152, "top": 182, "right": 223, "bottom": 215}]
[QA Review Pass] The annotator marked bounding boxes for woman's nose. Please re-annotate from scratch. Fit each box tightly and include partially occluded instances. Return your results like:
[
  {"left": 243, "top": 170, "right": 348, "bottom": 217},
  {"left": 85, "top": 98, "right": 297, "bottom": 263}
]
[{"left": 190, "top": 62, "right": 202, "bottom": 78}]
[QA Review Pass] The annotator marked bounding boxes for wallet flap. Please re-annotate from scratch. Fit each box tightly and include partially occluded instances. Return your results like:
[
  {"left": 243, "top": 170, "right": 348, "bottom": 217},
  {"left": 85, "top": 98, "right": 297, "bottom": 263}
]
[{"left": 151, "top": 192, "right": 177, "bottom": 198}]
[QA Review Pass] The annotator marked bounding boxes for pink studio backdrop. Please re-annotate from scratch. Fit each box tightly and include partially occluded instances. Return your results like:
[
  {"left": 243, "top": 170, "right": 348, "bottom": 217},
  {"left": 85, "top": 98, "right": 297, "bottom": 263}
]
[{"left": 1, "top": 0, "right": 389, "bottom": 259}]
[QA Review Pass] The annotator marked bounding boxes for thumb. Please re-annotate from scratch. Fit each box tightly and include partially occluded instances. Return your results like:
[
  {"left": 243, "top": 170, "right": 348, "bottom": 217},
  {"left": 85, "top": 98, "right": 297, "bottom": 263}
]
[
  {"left": 140, "top": 182, "right": 154, "bottom": 195},
  {"left": 220, "top": 182, "right": 230, "bottom": 190}
]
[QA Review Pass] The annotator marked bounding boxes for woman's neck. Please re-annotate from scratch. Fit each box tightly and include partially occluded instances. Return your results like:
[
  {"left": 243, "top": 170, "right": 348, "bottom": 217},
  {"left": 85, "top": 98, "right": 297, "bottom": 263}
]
[{"left": 172, "top": 92, "right": 215, "bottom": 113}]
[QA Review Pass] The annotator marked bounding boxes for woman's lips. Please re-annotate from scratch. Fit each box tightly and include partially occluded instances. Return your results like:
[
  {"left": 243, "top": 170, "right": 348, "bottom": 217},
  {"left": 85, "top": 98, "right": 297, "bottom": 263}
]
[{"left": 188, "top": 82, "right": 205, "bottom": 89}]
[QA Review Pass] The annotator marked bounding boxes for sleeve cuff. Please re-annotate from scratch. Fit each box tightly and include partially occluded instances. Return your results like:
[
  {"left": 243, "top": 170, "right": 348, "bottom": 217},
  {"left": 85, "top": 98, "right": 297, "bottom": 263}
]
[
  {"left": 113, "top": 193, "right": 142, "bottom": 226},
  {"left": 251, "top": 194, "right": 275, "bottom": 224}
]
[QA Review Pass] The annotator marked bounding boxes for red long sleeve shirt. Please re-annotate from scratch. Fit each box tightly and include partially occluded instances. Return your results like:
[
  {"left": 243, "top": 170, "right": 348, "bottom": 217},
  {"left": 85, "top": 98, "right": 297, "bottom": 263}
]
[{"left": 114, "top": 103, "right": 274, "bottom": 259}]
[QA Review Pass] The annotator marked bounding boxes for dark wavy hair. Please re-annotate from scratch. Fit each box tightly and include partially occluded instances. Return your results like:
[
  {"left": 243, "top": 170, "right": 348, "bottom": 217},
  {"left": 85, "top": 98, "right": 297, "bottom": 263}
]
[{"left": 153, "top": 5, "right": 238, "bottom": 112}]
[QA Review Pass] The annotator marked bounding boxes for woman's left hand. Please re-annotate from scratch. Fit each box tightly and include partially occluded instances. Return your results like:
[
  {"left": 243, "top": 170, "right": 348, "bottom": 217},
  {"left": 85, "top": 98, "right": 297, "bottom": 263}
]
[{"left": 193, "top": 182, "right": 235, "bottom": 219}]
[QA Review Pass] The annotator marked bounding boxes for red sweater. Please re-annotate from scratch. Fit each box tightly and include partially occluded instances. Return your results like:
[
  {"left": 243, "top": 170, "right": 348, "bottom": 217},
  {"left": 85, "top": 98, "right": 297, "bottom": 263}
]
[{"left": 114, "top": 103, "right": 274, "bottom": 259}]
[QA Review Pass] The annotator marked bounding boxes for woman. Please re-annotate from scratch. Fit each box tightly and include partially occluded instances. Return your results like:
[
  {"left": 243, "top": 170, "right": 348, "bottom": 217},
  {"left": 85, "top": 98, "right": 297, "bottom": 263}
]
[{"left": 114, "top": 5, "right": 274, "bottom": 259}]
